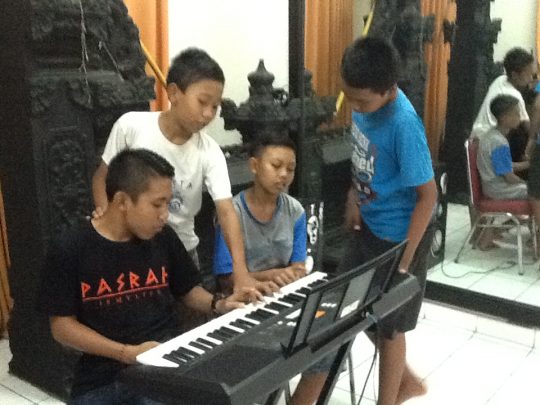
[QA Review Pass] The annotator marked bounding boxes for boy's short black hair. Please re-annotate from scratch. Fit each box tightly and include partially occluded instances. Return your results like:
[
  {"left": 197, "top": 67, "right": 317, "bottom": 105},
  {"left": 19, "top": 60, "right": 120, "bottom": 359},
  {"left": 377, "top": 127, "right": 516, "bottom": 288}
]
[
  {"left": 106, "top": 149, "right": 175, "bottom": 202},
  {"left": 341, "top": 36, "right": 400, "bottom": 93},
  {"left": 489, "top": 94, "right": 520, "bottom": 121},
  {"left": 167, "top": 48, "right": 225, "bottom": 91},
  {"left": 503, "top": 48, "right": 534, "bottom": 75},
  {"left": 247, "top": 131, "right": 296, "bottom": 158}
]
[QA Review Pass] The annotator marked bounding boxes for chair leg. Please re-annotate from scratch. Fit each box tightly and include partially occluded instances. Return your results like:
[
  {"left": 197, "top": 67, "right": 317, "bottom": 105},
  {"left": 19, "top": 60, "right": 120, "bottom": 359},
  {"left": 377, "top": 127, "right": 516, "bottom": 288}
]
[
  {"left": 533, "top": 218, "right": 538, "bottom": 261},
  {"left": 347, "top": 351, "right": 356, "bottom": 405},
  {"left": 455, "top": 216, "right": 483, "bottom": 263},
  {"left": 516, "top": 222, "right": 524, "bottom": 275}
]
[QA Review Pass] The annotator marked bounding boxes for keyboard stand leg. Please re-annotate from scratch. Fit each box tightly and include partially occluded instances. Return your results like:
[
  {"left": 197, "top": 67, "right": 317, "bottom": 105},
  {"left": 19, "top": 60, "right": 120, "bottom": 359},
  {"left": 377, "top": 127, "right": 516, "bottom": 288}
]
[{"left": 316, "top": 339, "right": 354, "bottom": 405}]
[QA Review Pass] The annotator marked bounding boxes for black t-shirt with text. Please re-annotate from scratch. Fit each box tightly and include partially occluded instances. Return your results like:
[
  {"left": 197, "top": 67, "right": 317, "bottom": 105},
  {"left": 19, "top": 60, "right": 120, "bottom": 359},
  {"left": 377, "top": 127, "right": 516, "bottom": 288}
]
[{"left": 39, "top": 222, "right": 201, "bottom": 396}]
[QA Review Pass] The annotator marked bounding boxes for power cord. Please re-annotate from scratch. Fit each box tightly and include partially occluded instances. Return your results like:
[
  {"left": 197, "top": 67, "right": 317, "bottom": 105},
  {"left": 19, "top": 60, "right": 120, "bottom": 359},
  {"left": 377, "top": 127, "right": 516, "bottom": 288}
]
[{"left": 357, "top": 314, "right": 379, "bottom": 405}]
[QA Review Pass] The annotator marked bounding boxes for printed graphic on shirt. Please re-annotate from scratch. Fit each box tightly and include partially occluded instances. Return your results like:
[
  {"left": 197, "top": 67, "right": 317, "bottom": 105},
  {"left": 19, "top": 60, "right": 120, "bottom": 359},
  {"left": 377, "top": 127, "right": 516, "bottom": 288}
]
[
  {"left": 80, "top": 266, "right": 170, "bottom": 307},
  {"left": 169, "top": 179, "right": 192, "bottom": 214},
  {"left": 351, "top": 124, "right": 377, "bottom": 202}
]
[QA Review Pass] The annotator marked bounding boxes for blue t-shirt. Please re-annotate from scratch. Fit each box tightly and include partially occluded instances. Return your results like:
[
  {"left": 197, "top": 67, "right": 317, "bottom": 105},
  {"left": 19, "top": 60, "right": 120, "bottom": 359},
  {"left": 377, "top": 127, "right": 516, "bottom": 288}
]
[
  {"left": 213, "top": 191, "right": 307, "bottom": 275},
  {"left": 351, "top": 89, "right": 434, "bottom": 242}
]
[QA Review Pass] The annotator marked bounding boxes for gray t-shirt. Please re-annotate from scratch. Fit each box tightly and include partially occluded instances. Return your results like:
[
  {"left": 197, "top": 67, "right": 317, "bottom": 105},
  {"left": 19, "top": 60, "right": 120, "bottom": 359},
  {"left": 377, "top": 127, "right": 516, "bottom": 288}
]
[
  {"left": 213, "top": 191, "right": 307, "bottom": 274},
  {"left": 477, "top": 128, "right": 527, "bottom": 199}
]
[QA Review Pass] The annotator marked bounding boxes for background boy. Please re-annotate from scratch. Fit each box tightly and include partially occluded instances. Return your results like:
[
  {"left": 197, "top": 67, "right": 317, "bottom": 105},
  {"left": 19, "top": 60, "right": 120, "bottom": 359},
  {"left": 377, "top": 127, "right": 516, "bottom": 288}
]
[
  {"left": 41, "top": 149, "right": 259, "bottom": 404},
  {"left": 472, "top": 47, "right": 538, "bottom": 162},
  {"left": 340, "top": 37, "right": 437, "bottom": 405},
  {"left": 477, "top": 94, "right": 529, "bottom": 200},
  {"left": 476, "top": 95, "right": 530, "bottom": 250},
  {"left": 92, "top": 48, "right": 274, "bottom": 294},
  {"left": 213, "top": 133, "right": 327, "bottom": 405}
]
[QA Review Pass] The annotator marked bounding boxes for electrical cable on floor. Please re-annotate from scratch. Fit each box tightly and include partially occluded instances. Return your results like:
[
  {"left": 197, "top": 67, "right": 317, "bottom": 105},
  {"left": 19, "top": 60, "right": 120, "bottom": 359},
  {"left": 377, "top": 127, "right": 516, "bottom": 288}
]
[{"left": 357, "top": 317, "right": 379, "bottom": 405}]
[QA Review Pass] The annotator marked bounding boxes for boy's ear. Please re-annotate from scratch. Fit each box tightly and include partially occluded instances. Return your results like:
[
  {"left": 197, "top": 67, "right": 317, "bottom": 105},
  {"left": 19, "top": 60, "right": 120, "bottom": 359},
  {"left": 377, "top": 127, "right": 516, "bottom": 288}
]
[
  {"left": 166, "top": 83, "right": 182, "bottom": 104},
  {"left": 113, "top": 191, "right": 131, "bottom": 211},
  {"left": 388, "top": 84, "right": 398, "bottom": 98},
  {"left": 248, "top": 156, "right": 258, "bottom": 175}
]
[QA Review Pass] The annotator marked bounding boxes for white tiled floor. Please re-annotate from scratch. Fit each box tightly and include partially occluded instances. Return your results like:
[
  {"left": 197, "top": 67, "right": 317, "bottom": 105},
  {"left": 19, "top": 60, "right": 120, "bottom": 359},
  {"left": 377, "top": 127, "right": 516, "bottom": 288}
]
[
  {"left": 1, "top": 301, "right": 539, "bottom": 404},
  {"left": 428, "top": 203, "right": 540, "bottom": 305},
  {"left": 2, "top": 202, "right": 540, "bottom": 404}
]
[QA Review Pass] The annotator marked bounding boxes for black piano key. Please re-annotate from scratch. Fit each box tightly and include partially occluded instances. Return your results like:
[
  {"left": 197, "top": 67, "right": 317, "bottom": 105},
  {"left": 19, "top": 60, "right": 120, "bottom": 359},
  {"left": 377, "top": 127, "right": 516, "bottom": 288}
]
[
  {"left": 215, "top": 328, "right": 236, "bottom": 339},
  {"left": 246, "top": 312, "right": 266, "bottom": 322},
  {"left": 166, "top": 350, "right": 192, "bottom": 362},
  {"left": 266, "top": 302, "right": 289, "bottom": 312},
  {"left": 190, "top": 341, "right": 211, "bottom": 352},
  {"left": 197, "top": 338, "right": 218, "bottom": 348},
  {"left": 297, "top": 287, "right": 311, "bottom": 295},
  {"left": 221, "top": 326, "right": 242, "bottom": 336},
  {"left": 208, "top": 331, "right": 231, "bottom": 342},
  {"left": 171, "top": 349, "right": 195, "bottom": 361},
  {"left": 256, "top": 308, "right": 276, "bottom": 318},
  {"left": 177, "top": 346, "right": 201, "bottom": 358},
  {"left": 309, "top": 278, "right": 327, "bottom": 287},
  {"left": 250, "top": 310, "right": 271, "bottom": 320},
  {"left": 280, "top": 295, "right": 301, "bottom": 304},
  {"left": 163, "top": 353, "right": 189, "bottom": 365},
  {"left": 237, "top": 318, "right": 258, "bottom": 327},
  {"left": 230, "top": 320, "right": 251, "bottom": 331}
]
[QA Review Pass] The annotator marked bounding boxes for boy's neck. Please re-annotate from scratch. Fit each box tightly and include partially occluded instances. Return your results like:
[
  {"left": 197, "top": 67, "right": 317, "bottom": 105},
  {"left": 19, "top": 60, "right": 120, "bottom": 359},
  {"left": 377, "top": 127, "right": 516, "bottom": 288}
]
[
  {"left": 91, "top": 212, "right": 133, "bottom": 242},
  {"left": 245, "top": 187, "right": 279, "bottom": 221},
  {"left": 496, "top": 125, "right": 511, "bottom": 136},
  {"left": 159, "top": 111, "right": 193, "bottom": 145}
]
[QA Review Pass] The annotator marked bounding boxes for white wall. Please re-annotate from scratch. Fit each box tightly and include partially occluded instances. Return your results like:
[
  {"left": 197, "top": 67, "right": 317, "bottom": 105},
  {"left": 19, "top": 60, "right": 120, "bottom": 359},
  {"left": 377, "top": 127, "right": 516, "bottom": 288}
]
[
  {"left": 491, "top": 0, "right": 537, "bottom": 62},
  {"left": 168, "top": 0, "right": 289, "bottom": 145}
]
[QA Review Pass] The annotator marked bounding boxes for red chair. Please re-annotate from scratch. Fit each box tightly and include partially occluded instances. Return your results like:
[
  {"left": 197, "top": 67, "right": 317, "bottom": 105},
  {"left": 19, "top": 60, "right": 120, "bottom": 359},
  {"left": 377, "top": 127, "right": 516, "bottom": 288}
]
[{"left": 454, "top": 139, "right": 537, "bottom": 275}]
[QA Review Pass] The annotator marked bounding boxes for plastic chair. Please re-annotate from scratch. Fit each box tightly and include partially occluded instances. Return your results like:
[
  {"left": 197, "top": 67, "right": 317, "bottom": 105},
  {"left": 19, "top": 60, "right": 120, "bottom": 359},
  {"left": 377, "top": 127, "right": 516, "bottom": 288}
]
[{"left": 454, "top": 139, "right": 537, "bottom": 275}]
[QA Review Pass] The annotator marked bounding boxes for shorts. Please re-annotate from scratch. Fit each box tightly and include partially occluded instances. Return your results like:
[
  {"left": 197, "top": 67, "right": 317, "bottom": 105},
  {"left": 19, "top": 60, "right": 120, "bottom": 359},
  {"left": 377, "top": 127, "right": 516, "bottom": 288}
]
[
  {"left": 336, "top": 223, "right": 434, "bottom": 339},
  {"left": 528, "top": 145, "right": 540, "bottom": 198}
]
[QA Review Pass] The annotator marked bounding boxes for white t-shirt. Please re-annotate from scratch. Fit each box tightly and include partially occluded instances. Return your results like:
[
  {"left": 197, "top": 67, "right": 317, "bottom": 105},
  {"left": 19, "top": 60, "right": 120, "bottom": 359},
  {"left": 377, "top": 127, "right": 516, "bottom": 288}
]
[
  {"left": 471, "top": 75, "right": 529, "bottom": 138},
  {"left": 102, "top": 111, "right": 232, "bottom": 251}
]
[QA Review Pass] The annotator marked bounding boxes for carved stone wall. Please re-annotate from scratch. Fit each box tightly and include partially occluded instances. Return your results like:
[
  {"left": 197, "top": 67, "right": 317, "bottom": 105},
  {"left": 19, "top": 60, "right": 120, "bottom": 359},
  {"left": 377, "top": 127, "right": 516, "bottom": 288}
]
[
  {"left": 0, "top": 0, "right": 153, "bottom": 398},
  {"left": 369, "top": 0, "right": 435, "bottom": 118}
]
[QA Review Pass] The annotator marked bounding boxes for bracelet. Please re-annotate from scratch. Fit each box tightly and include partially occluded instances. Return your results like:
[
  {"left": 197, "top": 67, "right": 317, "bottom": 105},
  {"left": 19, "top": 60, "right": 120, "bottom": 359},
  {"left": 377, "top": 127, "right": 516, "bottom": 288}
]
[{"left": 211, "top": 292, "right": 227, "bottom": 315}]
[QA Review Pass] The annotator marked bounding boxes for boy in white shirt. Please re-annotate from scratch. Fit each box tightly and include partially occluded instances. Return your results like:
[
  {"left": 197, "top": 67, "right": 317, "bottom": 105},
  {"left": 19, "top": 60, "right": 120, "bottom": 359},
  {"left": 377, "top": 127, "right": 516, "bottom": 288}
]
[{"left": 92, "top": 48, "right": 275, "bottom": 294}]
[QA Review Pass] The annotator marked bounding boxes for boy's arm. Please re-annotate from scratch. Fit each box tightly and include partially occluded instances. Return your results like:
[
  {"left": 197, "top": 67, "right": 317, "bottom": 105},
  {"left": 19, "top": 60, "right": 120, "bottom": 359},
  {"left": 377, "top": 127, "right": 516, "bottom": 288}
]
[
  {"left": 512, "top": 160, "right": 530, "bottom": 172},
  {"left": 503, "top": 172, "right": 526, "bottom": 184},
  {"left": 525, "top": 94, "right": 540, "bottom": 159},
  {"left": 214, "top": 198, "right": 278, "bottom": 294},
  {"left": 181, "top": 285, "right": 262, "bottom": 314},
  {"left": 249, "top": 263, "right": 306, "bottom": 286},
  {"left": 344, "top": 186, "right": 362, "bottom": 231},
  {"left": 398, "top": 179, "right": 438, "bottom": 272},
  {"left": 92, "top": 160, "right": 109, "bottom": 216},
  {"left": 50, "top": 315, "right": 159, "bottom": 364}
]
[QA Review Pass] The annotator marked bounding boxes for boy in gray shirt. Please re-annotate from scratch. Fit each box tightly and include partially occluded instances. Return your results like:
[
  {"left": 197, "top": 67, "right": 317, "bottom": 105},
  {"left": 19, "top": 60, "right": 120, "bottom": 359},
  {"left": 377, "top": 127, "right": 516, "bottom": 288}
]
[
  {"left": 213, "top": 132, "right": 329, "bottom": 405},
  {"left": 477, "top": 94, "right": 529, "bottom": 200}
]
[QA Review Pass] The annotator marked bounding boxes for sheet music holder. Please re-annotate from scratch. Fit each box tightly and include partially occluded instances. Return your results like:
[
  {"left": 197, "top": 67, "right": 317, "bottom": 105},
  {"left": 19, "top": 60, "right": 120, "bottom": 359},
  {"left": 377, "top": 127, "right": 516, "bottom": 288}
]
[{"left": 285, "top": 240, "right": 407, "bottom": 355}]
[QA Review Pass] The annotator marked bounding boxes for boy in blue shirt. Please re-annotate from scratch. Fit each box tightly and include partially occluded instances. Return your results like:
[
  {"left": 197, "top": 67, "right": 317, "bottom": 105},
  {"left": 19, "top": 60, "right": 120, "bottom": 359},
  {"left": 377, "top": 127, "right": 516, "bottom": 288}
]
[
  {"left": 213, "top": 132, "right": 327, "bottom": 405},
  {"left": 340, "top": 37, "right": 437, "bottom": 405}
]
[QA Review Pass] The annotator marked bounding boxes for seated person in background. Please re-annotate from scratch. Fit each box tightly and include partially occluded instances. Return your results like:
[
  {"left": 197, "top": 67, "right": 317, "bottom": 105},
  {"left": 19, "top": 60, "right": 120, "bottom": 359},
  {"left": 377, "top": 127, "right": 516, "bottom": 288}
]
[
  {"left": 471, "top": 47, "right": 536, "bottom": 162},
  {"left": 476, "top": 95, "right": 530, "bottom": 249},
  {"left": 477, "top": 94, "right": 529, "bottom": 200},
  {"left": 213, "top": 132, "right": 326, "bottom": 405},
  {"left": 40, "top": 149, "right": 260, "bottom": 405}
]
